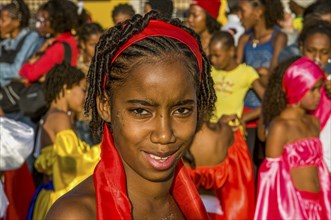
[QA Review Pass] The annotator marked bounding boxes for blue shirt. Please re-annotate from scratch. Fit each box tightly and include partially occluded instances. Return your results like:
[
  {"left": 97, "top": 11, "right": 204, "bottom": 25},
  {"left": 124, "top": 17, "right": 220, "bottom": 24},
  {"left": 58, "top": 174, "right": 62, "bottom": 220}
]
[{"left": 0, "top": 28, "right": 43, "bottom": 86}]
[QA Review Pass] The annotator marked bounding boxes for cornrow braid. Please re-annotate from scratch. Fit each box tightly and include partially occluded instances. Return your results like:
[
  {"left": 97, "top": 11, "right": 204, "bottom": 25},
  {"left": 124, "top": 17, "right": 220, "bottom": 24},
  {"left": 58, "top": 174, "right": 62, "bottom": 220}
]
[
  {"left": 3, "top": 0, "right": 30, "bottom": 28},
  {"left": 85, "top": 10, "right": 216, "bottom": 138},
  {"left": 262, "top": 56, "right": 301, "bottom": 127}
]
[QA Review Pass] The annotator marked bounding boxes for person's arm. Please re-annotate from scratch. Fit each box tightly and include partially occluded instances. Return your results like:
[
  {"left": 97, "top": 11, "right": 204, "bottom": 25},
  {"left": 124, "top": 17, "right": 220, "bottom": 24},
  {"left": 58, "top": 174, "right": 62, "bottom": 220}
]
[
  {"left": 265, "top": 118, "right": 287, "bottom": 158},
  {"left": 252, "top": 78, "right": 265, "bottom": 100},
  {"left": 236, "top": 34, "right": 249, "bottom": 64},
  {"left": 0, "top": 33, "right": 43, "bottom": 84},
  {"left": 242, "top": 107, "right": 261, "bottom": 124},
  {"left": 269, "top": 32, "right": 287, "bottom": 74},
  {"left": 19, "top": 42, "right": 65, "bottom": 82}
]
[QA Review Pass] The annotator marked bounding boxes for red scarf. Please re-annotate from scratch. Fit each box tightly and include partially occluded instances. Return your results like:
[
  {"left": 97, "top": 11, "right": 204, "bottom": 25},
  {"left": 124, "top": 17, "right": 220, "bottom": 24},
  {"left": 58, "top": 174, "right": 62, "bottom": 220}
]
[{"left": 94, "top": 124, "right": 209, "bottom": 219}]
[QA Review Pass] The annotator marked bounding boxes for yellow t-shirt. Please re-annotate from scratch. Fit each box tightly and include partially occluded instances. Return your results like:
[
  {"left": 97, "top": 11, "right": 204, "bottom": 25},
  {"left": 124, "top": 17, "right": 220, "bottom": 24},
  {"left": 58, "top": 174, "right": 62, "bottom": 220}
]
[{"left": 211, "top": 64, "right": 259, "bottom": 122}]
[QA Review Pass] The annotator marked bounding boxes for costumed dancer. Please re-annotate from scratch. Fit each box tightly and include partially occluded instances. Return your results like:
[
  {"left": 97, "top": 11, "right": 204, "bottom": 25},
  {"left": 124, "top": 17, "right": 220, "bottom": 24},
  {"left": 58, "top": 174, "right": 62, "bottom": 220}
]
[
  {"left": 28, "top": 64, "right": 100, "bottom": 220},
  {"left": 255, "top": 56, "right": 331, "bottom": 219},
  {"left": 45, "top": 11, "right": 216, "bottom": 219}
]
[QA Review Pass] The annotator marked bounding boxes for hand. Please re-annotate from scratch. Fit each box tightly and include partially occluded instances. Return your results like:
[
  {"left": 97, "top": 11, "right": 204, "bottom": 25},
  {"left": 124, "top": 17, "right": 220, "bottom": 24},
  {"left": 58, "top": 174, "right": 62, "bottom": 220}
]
[
  {"left": 218, "top": 114, "right": 246, "bottom": 134},
  {"left": 28, "top": 54, "right": 40, "bottom": 64},
  {"left": 38, "top": 38, "right": 55, "bottom": 52}
]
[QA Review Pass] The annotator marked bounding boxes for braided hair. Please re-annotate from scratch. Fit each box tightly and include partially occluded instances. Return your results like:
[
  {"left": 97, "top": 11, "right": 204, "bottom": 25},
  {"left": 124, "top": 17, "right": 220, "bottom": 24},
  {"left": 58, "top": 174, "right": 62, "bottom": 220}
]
[
  {"left": 85, "top": 11, "right": 216, "bottom": 138},
  {"left": 262, "top": 56, "right": 301, "bottom": 127},
  {"left": 2, "top": 0, "right": 30, "bottom": 28}
]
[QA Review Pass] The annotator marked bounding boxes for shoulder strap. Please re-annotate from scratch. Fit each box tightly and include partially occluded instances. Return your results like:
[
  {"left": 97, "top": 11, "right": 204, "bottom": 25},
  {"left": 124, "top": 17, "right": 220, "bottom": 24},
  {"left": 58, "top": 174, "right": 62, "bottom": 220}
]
[
  {"left": 15, "top": 31, "right": 31, "bottom": 52},
  {"left": 60, "top": 41, "right": 72, "bottom": 65}
]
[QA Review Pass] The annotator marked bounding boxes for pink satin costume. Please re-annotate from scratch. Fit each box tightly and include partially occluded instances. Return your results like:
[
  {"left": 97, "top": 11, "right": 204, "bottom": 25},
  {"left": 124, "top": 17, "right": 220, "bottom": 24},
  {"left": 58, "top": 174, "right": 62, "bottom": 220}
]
[{"left": 254, "top": 57, "right": 331, "bottom": 219}]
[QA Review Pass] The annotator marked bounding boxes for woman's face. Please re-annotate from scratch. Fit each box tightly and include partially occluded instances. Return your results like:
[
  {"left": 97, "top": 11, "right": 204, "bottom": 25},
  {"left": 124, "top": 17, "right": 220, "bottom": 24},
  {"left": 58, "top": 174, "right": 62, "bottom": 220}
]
[
  {"left": 187, "top": 5, "right": 207, "bottom": 35},
  {"left": 35, "top": 10, "right": 53, "bottom": 37},
  {"left": 0, "top": 9, "right": 19, "bottom": 38},
  {"left": 302, "top": 33, "right": 331, "bottom": 68},
  {"left": 106, "top": 59, "right": 198, "bottom": 183},
  {"left": 66, "top": 79, "right": 87, "bottom": 114},
  {"left": 300, "top": 79, "right": 323, "bottom": 111},
  {"left": 80, "top": 33, "right": 102, "bottom": 62},
  {"left": 239, "top": 1, "right": 257, "bottom": 29}
]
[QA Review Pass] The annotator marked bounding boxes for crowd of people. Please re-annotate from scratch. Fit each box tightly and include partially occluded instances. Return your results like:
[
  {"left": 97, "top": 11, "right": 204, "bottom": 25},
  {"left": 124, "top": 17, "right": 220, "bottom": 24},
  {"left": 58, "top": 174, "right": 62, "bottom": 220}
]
[{"left": 0, "top": 0, "right": 330, "bottom": 219}]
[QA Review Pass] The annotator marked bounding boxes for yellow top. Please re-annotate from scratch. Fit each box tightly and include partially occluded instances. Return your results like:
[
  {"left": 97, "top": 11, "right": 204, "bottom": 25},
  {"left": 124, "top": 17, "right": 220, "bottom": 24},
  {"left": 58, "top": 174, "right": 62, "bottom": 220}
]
[
  {"left": 211, "top": 64, "right": 259, "bottom": 122},
  {"left": 33, "top": 129, "right": 100, "bottom": 219}
]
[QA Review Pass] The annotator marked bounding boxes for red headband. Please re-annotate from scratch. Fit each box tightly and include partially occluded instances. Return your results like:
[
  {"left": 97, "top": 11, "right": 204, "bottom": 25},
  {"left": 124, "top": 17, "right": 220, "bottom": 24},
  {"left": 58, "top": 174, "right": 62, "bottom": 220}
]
[{"left": 103, "top": 20, "right": 203, "bottom": 88}]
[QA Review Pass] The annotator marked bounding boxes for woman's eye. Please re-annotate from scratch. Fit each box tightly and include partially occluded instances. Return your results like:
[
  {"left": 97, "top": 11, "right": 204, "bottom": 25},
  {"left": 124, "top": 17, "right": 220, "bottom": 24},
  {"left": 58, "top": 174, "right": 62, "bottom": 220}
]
[
  {"left": 130, "top": 108, "right": 149, "bottom": 117},
  {"left": 174, "top": 107, "right": 193, "bottom": 117}
]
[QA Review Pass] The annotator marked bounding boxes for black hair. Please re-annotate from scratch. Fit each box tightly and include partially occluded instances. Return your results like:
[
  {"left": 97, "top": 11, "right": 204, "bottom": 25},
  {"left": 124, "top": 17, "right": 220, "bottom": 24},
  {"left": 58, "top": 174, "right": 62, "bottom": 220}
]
[
  {"left": 250, "top": 0, "right": 284, "bottom": 28},
  {"left": 299, "top": 19, "right": 331, "bottom": 46},
  {"left": 38, "top": 0, "right": 78, "bottom": 34},
  {"left": 303, "top": 0, "right": 331, "bottom": 23},
  {"left": 44, "top": 64, "right": 85, "bottom": 105},
  {"left": 111, "top": 3, "right": 135, "bottom": 23},
  {"left": 210, "top": 31, "right": 235, "bottom": 48},
  {"left": 146, "top": 0, "right": 174, "bottom": 19},
  {"left": 2, "top": 0, "right": 30, "bottom": 28},
  {"left": 262, "top": 56, "right": 301, "bottom": 127},
  {"left": 85, "top": 11, "right": 216, "bottom": 138},
  {"left": 205, "top": 12, "right": 221, "bottom": 34},
  {"left": 77, "top": 22, "right": 104, "bottom": 43}
]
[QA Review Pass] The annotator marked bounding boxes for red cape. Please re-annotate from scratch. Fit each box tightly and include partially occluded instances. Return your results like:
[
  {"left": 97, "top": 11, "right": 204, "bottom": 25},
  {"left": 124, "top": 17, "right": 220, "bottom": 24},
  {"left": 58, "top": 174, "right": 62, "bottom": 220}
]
[{"left": 94, "top": 124, "right": 209, "bottom": 219}]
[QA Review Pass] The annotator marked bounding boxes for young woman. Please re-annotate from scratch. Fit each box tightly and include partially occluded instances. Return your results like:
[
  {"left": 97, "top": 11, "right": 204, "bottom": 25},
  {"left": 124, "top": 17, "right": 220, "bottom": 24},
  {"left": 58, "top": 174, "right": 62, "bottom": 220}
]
[
  {"left": 19, "top": 0, "right": 79, "bottom": 83},
  {"left": 255, "top": 56, "right": 331, "bottom": 219},
  {"left": 187, "top": 0, "right": 221, "bottom": 55},
  {"left": 45, "top": 11, "right": 216, "bottom": 219},
  {"left": 29, "top": 64, "right": 100, "bottom": 220},
  {"left": 237, "top": 0, "right": 287, "bottom": 173}
]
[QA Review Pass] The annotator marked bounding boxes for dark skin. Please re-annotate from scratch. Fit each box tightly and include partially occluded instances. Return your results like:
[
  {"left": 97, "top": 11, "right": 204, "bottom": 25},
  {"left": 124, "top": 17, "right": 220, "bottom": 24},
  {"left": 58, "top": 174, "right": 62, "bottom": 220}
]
[
  {"left": 266, "top": 80, "right": 323, "bottom": 193},
  {"left": 46, "top": 59, "right": 199, "bottom": 219}
]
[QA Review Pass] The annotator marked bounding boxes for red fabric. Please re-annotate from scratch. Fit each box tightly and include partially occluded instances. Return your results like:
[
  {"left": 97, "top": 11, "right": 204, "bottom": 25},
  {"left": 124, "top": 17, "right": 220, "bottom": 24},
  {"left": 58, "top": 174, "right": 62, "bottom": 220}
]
[
  {"left": 94, "top": 124, "right": 209, "bottom": 220},
  {"left": 19, "top": 32, "right": 78, "bottom": 82},
  {"left": 192, "top": 0, "right": 221, "bottom": 19},
  {"left": 3, "top": 162, "right": 35, "bottom": 220},
  {"left": 103, "top": 20, "right": 203, "bottom": 89},
  {"left": 187, "top": 131, "right": 255, "bottom": 219},
  {"left": 243, "top": 107, "right": 258, "bottom": 128}
]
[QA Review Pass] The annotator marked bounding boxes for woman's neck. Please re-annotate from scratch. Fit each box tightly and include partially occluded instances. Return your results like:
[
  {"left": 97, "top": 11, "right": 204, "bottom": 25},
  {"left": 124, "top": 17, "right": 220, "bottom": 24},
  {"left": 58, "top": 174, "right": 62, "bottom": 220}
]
[
  {"left": 124, "top": 163, "right": 174, "bottom": 204},
  {"left": 49, "top": 100, "right": 69, "bottom": 113},
  {"left": 200, "top": 30, "right": 212, "bottom": 52},
  {"left": 253, "top": 19, "right": 270, "bottom": 38}
]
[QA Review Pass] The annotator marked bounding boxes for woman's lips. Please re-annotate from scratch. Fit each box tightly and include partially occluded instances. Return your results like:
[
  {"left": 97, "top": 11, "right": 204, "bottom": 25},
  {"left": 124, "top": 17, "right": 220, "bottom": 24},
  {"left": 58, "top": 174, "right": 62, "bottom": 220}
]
[{"left": 143, "top": 150, "right": 178, "bottom": 171}]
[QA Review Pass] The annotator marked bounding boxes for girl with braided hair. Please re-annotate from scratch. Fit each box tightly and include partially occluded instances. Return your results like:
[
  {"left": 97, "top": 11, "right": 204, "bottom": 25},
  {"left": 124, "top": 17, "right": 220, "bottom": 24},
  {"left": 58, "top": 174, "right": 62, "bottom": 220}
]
[
  {"left": 254, "top": 56, "right": 331, "bottom": 219},
  {"left": 46, "top": 11, "right": 216, "bottom": 219}
]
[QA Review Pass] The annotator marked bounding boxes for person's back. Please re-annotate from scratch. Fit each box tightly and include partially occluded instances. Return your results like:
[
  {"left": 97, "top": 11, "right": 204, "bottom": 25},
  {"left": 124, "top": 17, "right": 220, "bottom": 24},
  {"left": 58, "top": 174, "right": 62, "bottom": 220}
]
[{"left": 255, "top": 56, "right": 330, "bottom": 219}]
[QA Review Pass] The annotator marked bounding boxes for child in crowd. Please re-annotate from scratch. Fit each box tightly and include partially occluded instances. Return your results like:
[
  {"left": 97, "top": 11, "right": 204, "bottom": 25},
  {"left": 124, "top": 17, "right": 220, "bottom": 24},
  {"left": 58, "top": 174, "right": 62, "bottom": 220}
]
[
  {"left": 111, "top": 3, "right": 135, "bottom": 25},
  {"left": 75, "top": 22, "right": 104, "bottom": 145},
  {"left": 255, "top": 56, "right": 331, "bottom": 219},
  {"left": 209, "top": 31, "right": 264, "bottom": 125},
  {"left": 28, "top": 64, "right": 100, "bottom": 220},
  {"left": 45, "top": 11, "right": 216, "bottom": 219},
  {"left": 187, "top": 0, "right": 221, "bottom": 55}
]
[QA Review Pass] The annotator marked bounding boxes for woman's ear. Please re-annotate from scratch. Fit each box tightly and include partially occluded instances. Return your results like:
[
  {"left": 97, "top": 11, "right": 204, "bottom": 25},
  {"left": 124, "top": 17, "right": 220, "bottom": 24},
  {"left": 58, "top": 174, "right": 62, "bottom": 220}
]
[{"left": 96, "top": 95, "right": 111, "bottom": 122}]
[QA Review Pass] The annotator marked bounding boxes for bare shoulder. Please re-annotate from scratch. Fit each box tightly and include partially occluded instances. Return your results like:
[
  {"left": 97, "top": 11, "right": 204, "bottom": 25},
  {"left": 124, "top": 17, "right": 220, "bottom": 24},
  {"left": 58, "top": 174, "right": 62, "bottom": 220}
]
[
  {"left": 265, "top": 117, "right": 288, "bottom": 158},
  {"left": 273, "top": 31, "right": 287, "bottom": 46},
  {"left": 45, "top": 111, "right": 73, "bottom": 133},
  {"left": 45, "top": 176, "right": 96, "bottom": 220}
]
